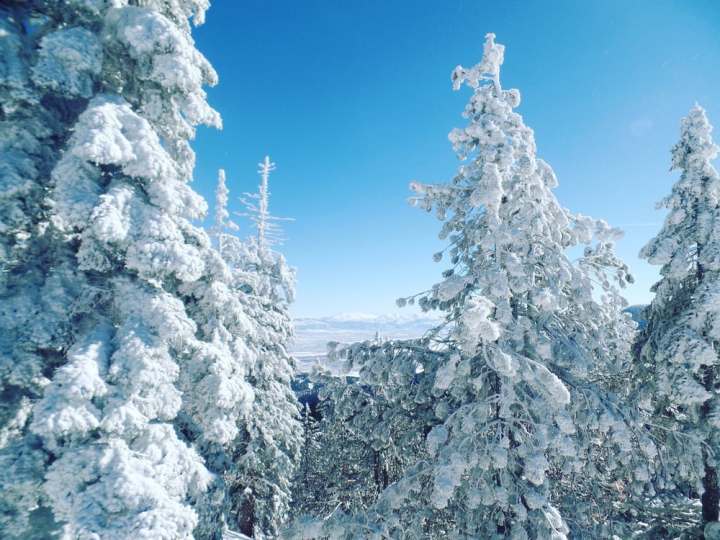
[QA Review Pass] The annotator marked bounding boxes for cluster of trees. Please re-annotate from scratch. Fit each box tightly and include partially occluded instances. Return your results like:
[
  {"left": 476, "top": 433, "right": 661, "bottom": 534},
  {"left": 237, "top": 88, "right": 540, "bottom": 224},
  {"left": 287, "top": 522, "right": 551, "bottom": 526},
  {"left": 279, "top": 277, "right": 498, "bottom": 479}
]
[
  {"left": 0, "top": 2, "right": 299, "bottom": 539},
  {"left": 1, "top": 2, "right": 718, "bottom": 539},
  {"left": 288, "top": 35, "right": 720, "bottom": 540}
]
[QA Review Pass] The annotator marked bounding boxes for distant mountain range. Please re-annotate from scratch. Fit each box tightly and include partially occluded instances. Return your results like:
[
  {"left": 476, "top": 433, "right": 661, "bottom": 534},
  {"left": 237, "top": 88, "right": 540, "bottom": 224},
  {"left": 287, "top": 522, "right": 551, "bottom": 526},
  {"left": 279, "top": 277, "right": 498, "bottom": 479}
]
[
  {"left": 292, "top": 306, "right": 648, "bottom": 374},
  {"left": 291, "top": 312, "right": 440, "bottom": 373}
]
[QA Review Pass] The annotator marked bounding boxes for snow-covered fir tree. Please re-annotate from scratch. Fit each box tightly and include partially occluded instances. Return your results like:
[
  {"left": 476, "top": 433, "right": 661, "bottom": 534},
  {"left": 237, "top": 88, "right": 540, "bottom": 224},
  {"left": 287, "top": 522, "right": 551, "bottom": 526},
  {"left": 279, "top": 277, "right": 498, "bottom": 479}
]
[
  {"left": 634, "top": 105, "right": 720, "bottom": 538},
  {"left": 285, "top": 33, "right": 651, "bottom": 539},
  {"left": 289, "top": 402, "right": 324, "bottom": 518},
  {"left": 0, "top": 2, "right": 262, "bottom": 538},
  {"left": 238, "top": 156, "right": 292, "bottom": 251},
  {"left": 289, "top": 374, "right": 420, "bottom": 523},
  {"left": 212, "top": 169, "right": 239, "bottom": 259},
  {"left": 0, "top": 4, "right": 85, "bottom": 535},
  {"left": 211, "top": 161, "right": 302, "bottom": 539}
]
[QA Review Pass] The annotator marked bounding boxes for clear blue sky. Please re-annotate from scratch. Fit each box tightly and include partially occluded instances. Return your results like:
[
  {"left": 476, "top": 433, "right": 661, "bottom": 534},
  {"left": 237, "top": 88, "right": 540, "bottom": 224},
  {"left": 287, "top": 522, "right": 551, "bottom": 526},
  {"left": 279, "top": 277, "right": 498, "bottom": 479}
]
[{"left": 191, "top": 0, "right": 719, "bottom": 318}]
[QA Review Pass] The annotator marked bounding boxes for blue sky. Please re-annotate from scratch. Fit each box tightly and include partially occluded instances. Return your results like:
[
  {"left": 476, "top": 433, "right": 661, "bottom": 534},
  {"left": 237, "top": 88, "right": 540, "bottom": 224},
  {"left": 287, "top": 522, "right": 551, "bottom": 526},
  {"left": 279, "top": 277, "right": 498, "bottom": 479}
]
[{"left": 191, "top": 0, "right": 719, "bottom": 318}]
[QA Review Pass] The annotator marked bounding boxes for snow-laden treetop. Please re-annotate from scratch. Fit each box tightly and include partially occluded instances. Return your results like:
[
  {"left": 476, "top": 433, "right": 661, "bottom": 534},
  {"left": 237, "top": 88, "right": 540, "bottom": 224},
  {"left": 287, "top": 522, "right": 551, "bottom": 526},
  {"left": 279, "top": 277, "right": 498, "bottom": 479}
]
[
  {"left": 641, "top": 104, "right": 720, "bottom": 281},
  {"left": 408, "top": 32, "right": 630, "bottom": 361}
]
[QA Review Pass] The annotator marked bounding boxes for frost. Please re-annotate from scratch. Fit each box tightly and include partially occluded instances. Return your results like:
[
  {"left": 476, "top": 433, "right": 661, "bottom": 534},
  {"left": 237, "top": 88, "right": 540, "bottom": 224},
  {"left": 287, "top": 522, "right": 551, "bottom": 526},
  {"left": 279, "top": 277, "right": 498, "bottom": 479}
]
[
  {"left": 435, "top": 274, "right": 469, "bottom": 301},
  {"left": 451, "top": 33, "right": 504, "bottom": 94},
  {"left": 532, "top": 362, "right": 571, "bottom": 406},
  {"left": 426, "top": 425, "right": 448, "bottom": 457},
  {"left": 30, "top": 324, "right": 112, "bottom": 450},
  {"left": 31, "top": 27, "right": 102, "bottom": 98},
  {"left": 459, "top": 295, "right": 501, "bottom": 352},
  {"left": 0, "top": 5, "right": 688, "bottom": 538},
  {"left": 433, "top": 354, "right": 459, "bottom": 390},
  {"left": 523, "top": 453, "right": 549, "bottom": 486},
  {"left": 431, "top": 460, "right": 467, "bottom": 509},
  {"left": 544, "top": 505, "right": 569, "bottom": 539},
  {"left": 488, "top": 349, "right": 517, "bottom": 378},
  {"left": 555, "top": 412, "right": 576, "bottom": 435}
]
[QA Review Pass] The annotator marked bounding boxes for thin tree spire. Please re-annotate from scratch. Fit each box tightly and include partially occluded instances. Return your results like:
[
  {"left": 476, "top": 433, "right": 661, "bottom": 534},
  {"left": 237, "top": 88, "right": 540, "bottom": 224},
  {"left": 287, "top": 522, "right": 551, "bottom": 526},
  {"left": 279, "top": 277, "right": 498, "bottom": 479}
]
[
  {"left": 213, "top": 168, "right": 238, "bottom": 257},
  {"left": 238, "top": 155, "right": 292, "bottom": 252},
  {"left": 257, "top": 156, "right": 274, "bottom": 250}
]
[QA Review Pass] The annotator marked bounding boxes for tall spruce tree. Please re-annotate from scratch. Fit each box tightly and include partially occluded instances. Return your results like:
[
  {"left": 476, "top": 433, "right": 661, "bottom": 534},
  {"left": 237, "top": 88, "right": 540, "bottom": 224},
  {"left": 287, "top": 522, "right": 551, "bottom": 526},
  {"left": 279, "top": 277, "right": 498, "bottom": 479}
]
[
  {"left": 0, "top": 4, "right": 86, "bottom": 535},
  {"left": 211, "top": 160, "right": 302, "bottom": 539},
  {"left": 0, "top": 2, "right": 260, "bottom": 538},
  {"left": 290, "top": 403, "right": 322, "bottom": 519},
  {"left": 286, "top": 34, "right": 647, "bottom": 539},
  {"left": 635, "top": 105, "right": 720, "bottom": 537}
]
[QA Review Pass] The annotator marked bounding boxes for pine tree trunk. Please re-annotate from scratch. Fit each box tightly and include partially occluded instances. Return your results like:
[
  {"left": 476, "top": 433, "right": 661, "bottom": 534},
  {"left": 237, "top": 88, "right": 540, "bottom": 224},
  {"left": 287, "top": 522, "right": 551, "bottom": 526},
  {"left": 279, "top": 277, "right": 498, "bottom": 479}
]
[
  {"left": 703, "top": 466, "right": 720, "bottom": 523},
  {"left": 236, "top": 489, "right": 255, "bottom": 537},
  {"left": 702, "top": 365, "right": 719, "bottom": 524}
]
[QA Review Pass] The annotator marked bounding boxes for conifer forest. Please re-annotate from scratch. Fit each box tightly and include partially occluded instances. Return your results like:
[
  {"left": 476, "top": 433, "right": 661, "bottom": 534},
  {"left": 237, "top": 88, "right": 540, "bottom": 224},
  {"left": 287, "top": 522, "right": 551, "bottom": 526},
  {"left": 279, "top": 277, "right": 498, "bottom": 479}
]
[{"left": 1, "top": 2, "right": 719, "bottom": 539}]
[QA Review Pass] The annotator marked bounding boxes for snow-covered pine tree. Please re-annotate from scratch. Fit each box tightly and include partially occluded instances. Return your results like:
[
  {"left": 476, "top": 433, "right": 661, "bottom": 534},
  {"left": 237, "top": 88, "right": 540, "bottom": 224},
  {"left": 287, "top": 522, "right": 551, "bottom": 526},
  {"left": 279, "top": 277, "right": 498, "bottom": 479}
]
[
  {"left": 286, "top": 33, "right": 647, "bottom": 539},
  {"left": 0, "top": 5, "right": 87, "bottom": 535},
  {"left": 211, "top": 160, "right": 302, "bottom": 539},
  {"left": 290, "top": 374, "right": 417, "bottom": 522},
  {"left": 212, "top": 168, "right": 239, "bottom": 259},
  {"left": 289, "top": 403, "right": 323, "bottom": 518},
  {"left": 1, "top": 3, "right": 259, "bottom": 538},
  {"left": 238, "top": 156, "right": 292, "bottom": 251},
  {"left": 634, "top": 105, "right": 720, "bottom": 537}
]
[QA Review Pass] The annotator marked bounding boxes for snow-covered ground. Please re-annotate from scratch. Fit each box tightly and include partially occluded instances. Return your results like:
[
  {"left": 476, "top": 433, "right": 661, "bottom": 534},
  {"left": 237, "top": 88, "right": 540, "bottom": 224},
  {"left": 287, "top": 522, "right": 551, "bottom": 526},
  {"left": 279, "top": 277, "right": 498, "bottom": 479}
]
[{"left": 291, "top": 312, "right": 440, "bottom": 373}]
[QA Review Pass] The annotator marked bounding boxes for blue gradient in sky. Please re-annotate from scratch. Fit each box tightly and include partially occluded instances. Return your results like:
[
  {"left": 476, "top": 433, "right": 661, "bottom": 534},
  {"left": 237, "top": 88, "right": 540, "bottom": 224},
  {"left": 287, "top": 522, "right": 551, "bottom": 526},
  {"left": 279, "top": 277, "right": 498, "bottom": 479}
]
[{"left": 191, "top": 0, "right": 719, "bottom": 317}]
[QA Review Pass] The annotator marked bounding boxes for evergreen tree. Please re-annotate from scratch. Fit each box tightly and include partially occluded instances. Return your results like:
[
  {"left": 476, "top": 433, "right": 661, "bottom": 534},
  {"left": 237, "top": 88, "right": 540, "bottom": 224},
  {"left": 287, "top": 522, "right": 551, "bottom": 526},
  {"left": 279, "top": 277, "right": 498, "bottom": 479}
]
[
  {"left": 0, "top": 3, "right": 258, "bottom": 538},
  {"left": 286, "top": 34, "right": 646, "bottom": 539},
  {"left": 634, "top": 105, "right": 720, "bottom": 537},
  {"left": 212, "top": 168, "right": 239, "bottom": 259},
  {"left": 212, "top": 160, "right": 303, "bottom": 539},
  {"left": 290, "top": 403, "right": 322, "bottom": 518},
  {"left": 0, "top": 4, "right": 85, "bottom": 535}
]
